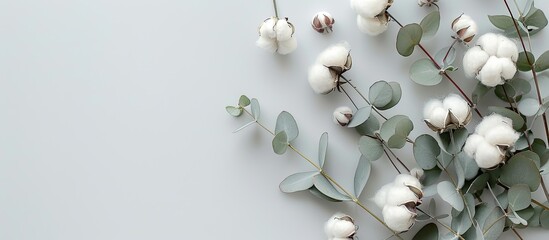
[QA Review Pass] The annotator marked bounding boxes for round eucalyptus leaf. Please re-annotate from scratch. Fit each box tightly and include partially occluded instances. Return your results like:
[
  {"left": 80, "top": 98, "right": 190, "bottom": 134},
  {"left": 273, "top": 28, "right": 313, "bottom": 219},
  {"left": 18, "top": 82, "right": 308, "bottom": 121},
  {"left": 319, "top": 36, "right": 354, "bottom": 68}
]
[
  {"left": 528, "top": 205, "right": 543, "bottom": 227},
  {"left": 412, "top": 223, "right": 438, "bottom": 240},
  {"left": 359, "top": 136, "right": 383, "bottom": 161},
  {"left": 226, "top": 106, "right": 243, "bottom": 117},
  {"left": 347, "top": 106, "right": 372, "bottom": 128},
  {"left": 413, "top": 134, "right": 441, "bottom": 170},
  {"left": 487, "top": 106, "right": 525, "bottom": 130},
  {"left": 517, "top": 51, "right": 535, "bottom": 71},
  {"left": 238, "top": 95, "right": 251, "bottom": 107},
  {"left": 509, "top": 78, "right": 532, "bottom": 96},
  {"left": 380, "top": 115, "right": 414, "bottom": 148},
  {"left": 251, "top": 98, "right": 260, "bottom": 120},
  {"left": 488, "top": 15, "right": 514, "bottom": 30},
  {"left": 514, "top": 150, "right": 541, "bottom": 169},
  {"left": 435, "top": 46, "right": 456, "bottom": 66},
  {"left": 517, "top": 206, "right": 536, "bottom": 223},
  {"left": 524, "top": 7, "right": 548, "bottom": 37},
  {"left": 536, "top": 50, "right": 549, "bottom": 72},
  {"left": 272, "top": 131, "right": 288, "bottom": 155},
  {"left": 354, "top": 155, "right": 372, "bottom": 198},
  {"left": 437, "top": 180, "right": 464, "bottom": 211},
  {"left": 275, "top": 111, "right": 299, "bottom": 142},
  {"left": 483, "top": 208, "right": 505, "bottom": 240},
  {"left": 355, "top": 113, "right": 380, "bottom": 136},
  {"left": 518, "top": 98, "right": 540, "bottom": 117},
  {"left": 397, "top": 23, "right": 423, "bottom": 57},
  {"left": 318, "top": 132, "right": 328, "bottom": 168},
  {"left": 313, "top": 174, "right": 351, "bottom": 201},
  {"left": 420, "top": 10, "right": 440, "bottom": 39},
  {"left": 500, "top": 154, "right": 541, "bottom": 191},
  {"left": 466, "top": 173, "right": 489, "bottom": 194},
  {"left": 387, "top": 135, "right": 408, "bottom": 149},
  {"left": 508, "top": 184, "right": 532, "bottom": 211},
  {"left": 494, "top": 83, "right": 519, "bottom": 103},
  {"left": 377, "top": 82, "right": 402, "bottom": 110},
  {"left": 472, "top": 82, "right": 491, "bottom": 104},
  {"left": 369, "top": 81, "right": 393, "bottom": 108},
  {"left": 410, "top": 58, "right": 442, "bottom": 86},
  {"left": 422, "top": 167, "right": 442, "bottom": 186},
  {"left": 540, "top": 210, "right": 549, "bottom": 229},
  {"left": 279, "top": 171, "right": 319, "bottom": 193}
]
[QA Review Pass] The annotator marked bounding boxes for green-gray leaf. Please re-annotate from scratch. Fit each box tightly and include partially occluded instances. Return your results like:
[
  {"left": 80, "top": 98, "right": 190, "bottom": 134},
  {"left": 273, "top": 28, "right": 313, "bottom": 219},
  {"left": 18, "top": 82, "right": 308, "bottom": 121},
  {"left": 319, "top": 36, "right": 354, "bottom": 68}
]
[
  {"left": 359, "top": 136, "right": 384, "bottom": 161},
  {"left": 355, "top": 113, "right": 380, "bottom": 136},
  {"left": 540, "top": 210, "right": 549, "bottom": 229},
  {"left": 410, "top": 58, "right": 442, "bottom": 86},
  {"left": 272, "top": 131, "right": 288, "bottom": 155},
  {"left": 524, "top": 7, "right": 548, "bottom": 37},
  {"left": 380, "top": 115, "right": 414, "bottom": 149},
  {"left": 517, "top": 51, "right": 534, "bottom": 71},
  {"left": 279, "top": 171, "right": 319, "bottom": 193},
  {"left": 420, "top": 11, "right": 440, "bottom": 39},
  {"left": 377, "top": 82, "right": 402, "bottom": 110},
  {"left": 435, "top": 46, "right": 456, "bottom": 66},
  {"left": 488, "top": 15, "right": 515, "bottom": 30},
  {"left": 535, "top": 50, "right": 549, "bottom": 72},
  {"left": 238, "top": 95, "right": 251, "bottom": 107},
  {"left": 226, "top": 106, "right": 242, "bottom": 117},
  {"left": 483, "top": 208, "right": 505, "bottom": 240},
  {"left": 313, "top": 174, "right": 351, "bottom": 201},
  {"left": 439, "top": 128, "right": 468, "bottom": 155},
  {"left": 459, "top": 152, "right": 479, "bottom": 180},
  {"left": 309, "top": 186, "right": 341, "bottom": 202},
  {"left": 251, "top": 98, "right": 260, "bottom": 120},
  {"left": 500, "top": 153, "right": 541, "bottom": 191},
  {"left": 413, "top": 134, "right": 441, "bottom": 170},
  {"left": 413, "top": 223, "right": 439, "bottom": 240},
  {"left": 438, "top": 180, "right": 464, "bottom": 211},
  {"left": 487, "top": 106, "right": 525, "bottom": 130},
  {"left": 369, "top": 81, "right": 393, "bottom": 108},
  {"left": 397, "top": 23, "right": 423, "bottom": 57},
  {"left": 354, "top": 155, "right": 372, "bottom": 198},
  {"left": 347, "top": 106, "right": 372, "bottom": 128},
  {"left": 466, "top": 173, "right": 489, "bottom": 194},
  {"left": 318, "top": 132, "right": 328, "bottom": 168},
  {"left": 508, "top": 184, "right": 532, "bottom": 211},
  {"left": 275, "top": 111, "right": 299, "bottom": 142},
  {"left": 472, "top": 82, "right": 491, "bottom": 104}
]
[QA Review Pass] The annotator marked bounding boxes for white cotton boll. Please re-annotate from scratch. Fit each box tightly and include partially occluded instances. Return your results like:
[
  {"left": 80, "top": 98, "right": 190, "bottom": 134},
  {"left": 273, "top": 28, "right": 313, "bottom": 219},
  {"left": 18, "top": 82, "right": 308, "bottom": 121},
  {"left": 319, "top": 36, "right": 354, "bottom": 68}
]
[
  {"left": 277, "top": 37, "right": 297, "bottom": 55},
  {"left": 496, "top": 35, "right": 519, "bottom": 61},
  {"left": 275, "top": 19, "right": 293, "bottom": 41},
  {"left": 256, "top": 36, "right": 277, "bottom": 53},
  {"left": 324, "top": 214, "right": 356, "bottom": 238},
  {"left": 331, "top": 238, "right": 352, "bottom": 240},
  {"left": 423, "top": 99, "right": 443, "bottom": 120},
  {"left": 475, "top": 141, "right": 504, "bottom": 168},
  {"left": 463, "top": 46, "right": 489, "bottom": 78},
  {"left": 382, "top": 205, "right": 416, "bottom": 232},
  {"left": 427, "top": 107, "right": 449, "bottom": 129},
  {"left": 477, "top": 33, "right": 500, "bottom": 56},
  {"left": 312, "top": 12, "right": 335, "bottom": 33},
  {"left": 356, "top": 15, "right": 388, "bottom": 36},
  {"left": 478, "top": 56, "right": 504, "bottom": 87},
  {"left": 410, "top": 168, "right": 424, "bottom": 180},
  {"left": 316, "top": 42, "right": 351, "bottom": 68},
  {"left": 259, "top": 18, "right": 277, "bottom": 39},
  {"left": 484, "top": 125, "right": 519, "bottom": 146},
  {"left": 443, "top": 94, "right": 470, "bottom": 123},
  {"left": 393, "top": 174, "right": 422, "bottom": 190},
  {"left": 333, "top": 106, "right": 353, "bottom": 126},
  {"left": 463, "top": 134, "right": 484, "bottom": 157},
  {"left": 351, "top": 0, "right": 389, "bottom": 18},
  {"left": 476, "top": 114, "right": 513, "bottom": 136},
  {"left": 385, "top": 186, "right": 420, "bottom": 206},
  {"left": 452, "top": 15, "right": 478, "bottom": 43},
  {"left": 499, "top": 57, "right": 517, "bottom": 80},
  {"left": 308, "top": 64, "right": 336, "bottom": 94},
  {"left": 374, "top": 183, "right": 393, "bottom": 208}
]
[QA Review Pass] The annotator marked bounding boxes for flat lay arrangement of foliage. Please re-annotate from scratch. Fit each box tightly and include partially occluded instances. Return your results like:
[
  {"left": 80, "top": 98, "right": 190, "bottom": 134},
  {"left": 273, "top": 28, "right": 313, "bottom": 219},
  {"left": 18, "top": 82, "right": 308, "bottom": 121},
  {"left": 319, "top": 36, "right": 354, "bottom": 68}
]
[{"left": 227, "top": 0, "right": 549, "bottom": 239}]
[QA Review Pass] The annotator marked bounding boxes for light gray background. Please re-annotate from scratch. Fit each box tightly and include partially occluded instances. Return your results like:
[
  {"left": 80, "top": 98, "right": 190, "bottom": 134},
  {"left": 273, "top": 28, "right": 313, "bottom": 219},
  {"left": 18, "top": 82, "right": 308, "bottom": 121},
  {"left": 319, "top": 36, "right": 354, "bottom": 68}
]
[{"left": 1, "top": 0, "right": 548, "bottom": 239}]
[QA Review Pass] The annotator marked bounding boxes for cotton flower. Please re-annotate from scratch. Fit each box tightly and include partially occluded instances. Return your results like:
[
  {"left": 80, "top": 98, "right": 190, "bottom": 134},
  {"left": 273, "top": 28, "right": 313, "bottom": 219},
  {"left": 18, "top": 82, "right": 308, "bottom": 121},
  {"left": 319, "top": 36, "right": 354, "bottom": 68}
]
[
  {"left": 463, "top": 33, "right": 518, "bottom": 87},
  {"left": 325, "top": 213, "right": 357, "bottom": 240},
  {"left": 308, "top": 42, "right": 352, "bottom": 94},
  {"left": 312, "top": 12, "right": 335, "bottom": 33},
  {"left": 418, "top": 0, "right": 438, "bottom": 7},
  {"left": 333, "top": 106, "right": 353, "bottom": 126},
  {"left": 463, "top": 114, "right": 520, "bottom": 169},
  {"left": 451, "top": 14, "right": 478, "bottom": 44},
  {"left": 350, "top": 0, "right": 393, "bottom": 36},
  {"left": 423, "top": 94, "right": 472, "bottom": 133},
  {"left": 256, "top": 17, "right": 297, "bottom": 55},
  {"left": 373, "top": 173, "right": 423, "bottom": 232}
]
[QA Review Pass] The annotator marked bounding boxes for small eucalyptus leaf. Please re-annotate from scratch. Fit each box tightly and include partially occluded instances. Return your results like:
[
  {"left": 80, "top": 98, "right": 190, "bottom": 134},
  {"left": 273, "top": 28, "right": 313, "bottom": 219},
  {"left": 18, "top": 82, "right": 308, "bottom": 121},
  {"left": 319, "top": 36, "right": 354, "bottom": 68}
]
[
  {"left": 251, "top": 98, "right": 260, "bottom": 120},
  {"left": 524, "top": 7, "right": 548, "bottom": 37},
  {"left": 508, "top": 184, "right": 532, "bottom": 211},
  {"left": 435, "top": 46, "right": 457, "bottom": 66},
  {"left": 354, "top": 155, "right": 372, "bottom": 198},
  {"left": 369, "top": 81, "right": 393, "bottom": 108},
  {"left": 500, "top": 154, "right": 541, "bottom": 191},
  {"left": 272, "top": 131, "right": 289, "bottom": 155},
  {"left": 226, "top": 106, "right": 243, "bottom": 117},
  {"left": 355, "top": 113, "right": 380, "bottom": 136},
  {"left": 410, "top": 58, "right": 443, "bottom": 86},
  {"left": 318, "top": 132, "right": 328, "bottom": 168},
  {"left": 309, "top": 186, "right": 341, "bottom": 202},
  {"left": 380, "top": 115, "right": 414, "bottom": 149},
  {"left": 420, "top": 11, "right": 440, "bottom": 39},
  {"left": 377, "top": 82, "right": 402, "bottom": 110},
  {"left": 275, "top": 111, "right": 299, "bottom": 142},
  {"left": 488, "top": 15, "right": 514, "bottom": 30},
  {"left": 459, "top": 152, "right": 479, "bottom": 180},
  {"left": 483, "top": 208, "right": 505, "bottom": 240},
  {"left": 535, "top": 50, "right": 549, "bottom": 72},
  {"left": 466, "top": 173, "right": 489, "bottom": 194},
  {"left": 439, "top": 128, "right": 468, "bottom": 155},
  {"left": 313, "top": 174, "right": 351, "bottom": 201},
  {"left": 397, "top": 23, "right": 423, "bottom": 57},
  {"left": 422, "top": 167, "right": 442, "bottom": 186},
  {"left": 517, "top": 51, "right": 535, "bottom": 71},
  {"left": 279, "top": 171, "right": 319, "bottom": 193},
  {"left": 238, "top": 95, "right": 251, "bottom": 107},
  {"left": 438, "top": 181, "right": 464, "bottom": 211},
  {"left": 412, "top": 223, "right": 439, "bottom": 240},
  {"left": 347, "top": 106, "right": 372, "bottom": 128},
  {"left": 454, "top": 159, "right": 465, "bottom": 189},
  {"left": 413, "top": 134, "right": 441, "bottom": 170},
  {"left": 472, "top": 82, "right": 491, "bottom": 104},
  {"left": 359, "top": 136, "right": 384, "bottom": 161},
  {"left": 518, "top": 98, "right": 540, "bottom": 117}
]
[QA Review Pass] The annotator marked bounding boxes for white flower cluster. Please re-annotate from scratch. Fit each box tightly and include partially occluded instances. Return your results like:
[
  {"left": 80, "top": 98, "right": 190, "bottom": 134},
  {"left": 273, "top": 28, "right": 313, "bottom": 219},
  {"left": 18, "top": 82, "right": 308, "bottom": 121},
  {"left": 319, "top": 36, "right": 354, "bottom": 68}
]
[
  {"left": 308, "top": 42, "right": 352, "bottom": 94},
  {"left": 463, "top": 33, "right": 518, "bottom": 87},
  {"left": 423, "top": 94, "right": 472, "bottom": 133},
  {"left": 463, "top": 114, "right": 520, "bottom": 169},
  {"left": 256, "top": 17, "right": 297, "bottom": 55},
  {"left": 324, "top": 213, "right": 357, "bottom": 240},
  {"left": 350, "top": 0, "right": 393, "bottom": 36},
  {"left": 333, "top": 106, "right": 353, "bottom": 126},
  {"left": 418, "top": 0, "right": 438, "bottom": 7},
  {"left": 451, "top": 14, "right": 477, "bottom": 44},
  {"left": 312, "top": 12, "right": 335, "bottom": 33},
  {"left": 374, "top": 173, "right": 423, "bottom": 232}
]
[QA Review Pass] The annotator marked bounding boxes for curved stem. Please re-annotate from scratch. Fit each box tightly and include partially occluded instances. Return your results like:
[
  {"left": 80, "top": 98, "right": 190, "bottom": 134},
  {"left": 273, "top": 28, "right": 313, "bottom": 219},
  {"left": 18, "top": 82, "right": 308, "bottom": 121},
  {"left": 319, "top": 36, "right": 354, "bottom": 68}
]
[
  {"left": 442, "top": 38, "right": 459, "bottom": 65},
  {"left": 340, "top": 76, "right": 387, "bottom": 120},
  {"left": 341, "top": 85, "right": 359, "bottom": 110},
  {"left": 502, "top": 0, "right": 549, "bottom": 142},
  {"left": 241, "top": 109, "right": 403, "bottom": 239},
  {"left": 417, "top": 208, "right": 465, "bottom": 240},
  {"left": 383, "top": 147, "right": 402, "bottom": 174},
  {"left": 386, "top": 11, "right": 483, "bottom": 118}
]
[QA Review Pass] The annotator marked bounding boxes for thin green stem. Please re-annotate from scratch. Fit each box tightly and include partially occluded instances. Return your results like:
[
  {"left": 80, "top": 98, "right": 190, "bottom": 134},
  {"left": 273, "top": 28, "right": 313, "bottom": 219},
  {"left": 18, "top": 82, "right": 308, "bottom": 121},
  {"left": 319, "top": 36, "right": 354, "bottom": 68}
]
[
  {"left": 503, "top": 0, "right": 549, "bottom": 143},
  {"left": 272, "top": 0, "right": 279, "bottom": 18},
  {"left": 340, "top": 76, "right": 388, "bottom": 121},
  {"left": 512, "top": 228, "right": 524, "bottom": 240},
  {"left": 532, "top": 199, "right": 549, "bottom": 211},
  {"left": 241, "top": 108, "right": 403, "bottom": 239},
  {"left": 383, "top": 147, "right": 402, "bottom": 174},
  {"left": 341, "top": 85, "right": 359, "bottom": 110},
  {"left": 442, "top": 38, "right": 459, "bottom": 65},
  {"left": 378, "top": 136, "right": 411, "bottom": 172},
  {"left": 417, "top": 208, "right": 465, "bottom": 240}
]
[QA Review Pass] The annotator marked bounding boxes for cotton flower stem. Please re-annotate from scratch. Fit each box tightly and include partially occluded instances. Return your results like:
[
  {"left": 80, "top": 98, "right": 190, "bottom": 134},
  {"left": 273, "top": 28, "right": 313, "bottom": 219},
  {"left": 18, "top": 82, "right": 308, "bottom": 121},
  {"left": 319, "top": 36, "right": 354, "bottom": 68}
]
[
  {"left": 240, "top": 108, "right": 403, "bottom": 239},
  {"left": 272, "top": 0, "right": 279, "bottom": 18},
  {"left": 503, "top": 0, "right": 549, "bottom": 143},
  {"left": 417, "top": 208, "right": 465, "bottom": 240},
  {"left": 340, "top": 85, "right": 359, "bottom": 110},
  {"left": 386, "top": 11, "right": 483, "bottom": 118}
]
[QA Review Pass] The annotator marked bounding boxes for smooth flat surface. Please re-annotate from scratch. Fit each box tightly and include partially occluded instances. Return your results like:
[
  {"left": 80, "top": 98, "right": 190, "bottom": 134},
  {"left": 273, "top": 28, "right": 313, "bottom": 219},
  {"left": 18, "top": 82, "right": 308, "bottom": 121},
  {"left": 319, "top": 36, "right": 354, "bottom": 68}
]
[{"left": 1, "top": 0, "right": 548, "bottom": 239}]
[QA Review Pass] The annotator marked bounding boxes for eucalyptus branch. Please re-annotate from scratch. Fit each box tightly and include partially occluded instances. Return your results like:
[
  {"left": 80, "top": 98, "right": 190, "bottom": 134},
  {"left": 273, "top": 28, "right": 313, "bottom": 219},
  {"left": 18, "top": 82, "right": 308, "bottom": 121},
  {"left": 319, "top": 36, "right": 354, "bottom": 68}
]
[
  {"left": 383, "top": 147, "right": 402, "bottom": 174},
  {"left": 340, "top": 76, "right": 388, "bottom": 121},
  {"left": 502, "top": 87, "right": 534, "bottom": 151},
  {"left": 443, "top": 38, "right": 459, "bottom": 64},
  {"left": 502, "top": 0, "right": 549, "bottom": 142},
  {"left": 241, "top": 108, "right": 403, "bottom": 239},
  {"left": 512, "top": 228, "right": 525, "bottom": 240},
  {"left": 386, "top": 11, "right": 483, "bottom": 118},
  {"left": 378, "top": 136, "right": 411, "bottom": 172},
  {"left": 417, "top": 208, "right": 465, "bottom": 240}
]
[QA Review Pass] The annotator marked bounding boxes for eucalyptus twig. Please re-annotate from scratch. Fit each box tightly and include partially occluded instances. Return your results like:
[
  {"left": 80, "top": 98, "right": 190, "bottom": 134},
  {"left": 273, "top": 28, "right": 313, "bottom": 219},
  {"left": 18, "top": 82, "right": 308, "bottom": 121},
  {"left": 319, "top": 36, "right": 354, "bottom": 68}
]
[
  {"left": 512, "top": 228, "right": 525, "bottom": 240},
  {"left": 417, "top": 208, "right": 465, "bottom": 240},
  {"left": 240, "top": 108, "right": 403, "bottom": 239},
  {"left": 386, "top": 11, "right": 483, "bottom": 118},
  {"left": 378, "top": 137, "right": 411, "bottom": 172},
  {"left": 383, "top": 147, "right": 402, "bottom": 174},
  {"left": 340, "top": 85, "right": 359, "bottom": 110},
  {"left": 501, "top": 87, "right": 534, "bottom": 151},
  {"left": 340, "top": 76, "right": 388, "bottom": 121},
  {"left": 502, "top": 0, "right": 549, "bottom": 142},
  {"left": 443, "top": 38, "right": 459, "bottom": 65}
]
